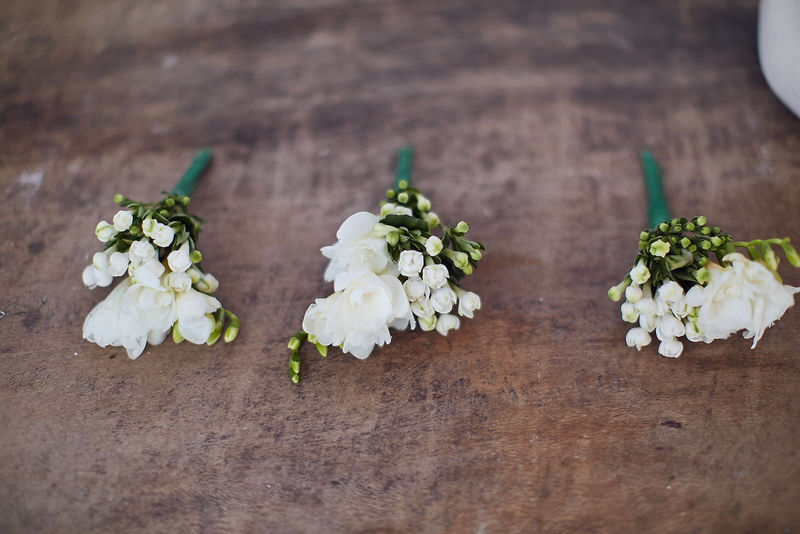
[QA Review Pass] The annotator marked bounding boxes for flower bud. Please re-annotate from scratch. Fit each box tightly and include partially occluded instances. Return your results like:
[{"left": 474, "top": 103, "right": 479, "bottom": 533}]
[
  {"left": 164, "top": 197, "right": 175, "bottom": 208},
  {"left": 423, "top": 212, "right": 439, "bottom": 230},
  {"left": 658, "top": 222, "right": 669, "bottom": 232},
  {"left": 693, "top": 267, "right": 710, "bottom": 284},
  {"left": 107, "top": 251, "right": 130, "bottom": 277},
  {"left": 397, "top": 191, "right": 409, "bottom": 203},
  {"left": 195, "top": 272, "right": 219, "bottom": 293},
  {"left": 629, "top": 261, "right": 651, "bottom": 285},
  {"left": 763, "top": 247, "right": 779, "bottom": 271},
  {"left": 621, "top": 301, "right": 639, "bottom": 323},
  {"left": 172, "top": 327, "right": 184, "bottom": 343},
  {"left": 781, "top": 241, "right": 800, "bottom": 267},
  {"left": 435, "top": 313, "right": 460, "bottom": 336},
  {"left": 425, "top": 235, "right": 443, "bottom": 256},
  {"left": 113, "top": 210, "right": 133, "bottom": 232},
  {"left": 418, "top": 314, "right": 437, "bottom": 331},
  {"left": 224, "top": 324, "right": 239, "bottom": 343},
  {"left": 397, "top": 179, "right": 408, "bottom": 190},
  {"left": 167, "top": 242, "right": 192, "bottom": 273},
  {"left": 190, "top": 250, "right": 203, "bottom": 264},
  {"left": 625, "top": 284, "right": 643, "bottom": 303},
  {"left": 82, "top": 265, "right": 98, "bottom": 289},
  {"left": 380, "top": 202, "right": 397, "bottom": 216},
  {"left": 455, "top": 221, "right": 469, "bottom": 234},
  {"left": 417, "top": 194, "right": 431, "bottom": 211},
  {"left": 456, "top": 289, "right": 481, "bottom": 318},
  {"left": 444, "top": 249, "right": 469, "bottom": 270},
  {"left": 393, "top": 206, "right": 413, "bottom": 216},
  {"left": 288, "top": 337, "right": 301, "bottom": 351},
  {"left": 206, "top": 317, "right": 222, "bottom": 346},
  {"left": 313, "top": 341, "right": 327, "bottom": 357},
  {"left": 92, "top": 251, "right": 109, "bottom": 272},
  {"left": 626, "top": 327, "right": 652, "bottom": 350},
  {"left": 386, "top": 231, "right": 400, "bottom": 247},
  {"left": 608, "top": 277, "right": 632, "bottom": 301},
  {"left": 141, "top": 217, "right": 156, "bottom": 237},
  {"left": 710, "top": 236, "right": 724, "bottom": 247},
  {"left": 680, "top": 237, "right": 691, "bottom": 248},
  {"left": 403, "top": 277, "right": 429, "bottom": 301},
  {"left": 461, "top": 263, "right": 473, "bottom": 275},
  {"left": 695, "top": 216, "right": 707, "bottom": 226},
  {"left": 649, "top": 239, "right": 670, "bottom": 257},
  {"left": 181, "top": 196, "right": 190, "bottom": 205},
  {"left": 385, "top": 189, "right": 396, "bottom": 199},
  {"left": 95, "top": 220, "right": 115, "bottom": 242},
  {"left": 113, "top": 193, "right": 124, "bottom": 203}
]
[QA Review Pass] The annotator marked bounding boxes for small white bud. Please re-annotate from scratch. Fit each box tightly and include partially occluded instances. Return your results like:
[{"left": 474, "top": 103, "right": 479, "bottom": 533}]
[
  {"left": 95, "top": 220, "right": 115, "bottom": 242},
  {"left": 425, "top": 236, "right": 443, "bottom": 257},
  {"left": 625, "top": 284, "right": 643, "bottom": 303},
  {"left": 151, "top": 222, "right": 175, "bottom": 248},
  {"left": 625, "top": 327, "right": 652, "bottom": 350},
  {"left": 113, "top": 210, "right": 133, "bottom": 232},
  {"left": 621, "top": 301, "right": 639, "bottom": 323},
  {"left": 107, "top": 251, "right": 130, "bottom": 277},
  {"left": 167, "top": 242, "right": 192, "bottom": 273},
  {"left": 141, "top": 217, "right": 156, "bottom": 237},
  {"left": 658, "top": 337, "right": 683, "bottom": 358},
  {"left": 92, "top": 251, "right": 109, "bottom": 273},
  {"left": 416, "top": 194, "right": 431, "bottom": 211},
  {"left": 422, "top": 264, "right": 449, "bottom": 289},
  {"left": 435, "top": 313, "right": 460, "bottom": 336},
  {"left": 456, "top": 289, "right": 481, "bottom": 318},
  {"left": 629, "top": 260, "right": 651, "bottom": 284},
  {"left": 403, "top": 277, "right": 429, "bottom": 302},
  {"left": 431, "top": 286, "right": 457, "bottom": 314},
  {"left": 418, "top": 313, "right": 437, "bottom": 332}
]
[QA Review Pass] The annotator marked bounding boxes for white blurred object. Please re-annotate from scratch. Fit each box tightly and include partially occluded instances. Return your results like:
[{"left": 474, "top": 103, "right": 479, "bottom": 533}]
[{"left": 758, "top": 0, "right": 800, "bottom": 118}]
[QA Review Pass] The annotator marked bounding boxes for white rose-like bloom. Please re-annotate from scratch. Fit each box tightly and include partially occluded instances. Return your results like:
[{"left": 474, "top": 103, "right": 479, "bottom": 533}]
[
  {"left": 625, "top": 284, "right": 643, "bottom": 303},
  {"left": 684, "top": 253, "right": 800, "bottom": 347},
  {"left": 398, "top": 250, "right": 424, "bottom": 278},
  {"left": 403, "top": 277, "right": 429, "bottom": 302},
  {"left": 175, "top": 288, "right": 221, "bottom": 344},
  {"left": 151, "top": 223, "right": 175, "bottom": 248},
  {"left": 456, "top": 289, "right": 481, "bottom": 318},
  {"left": 165, "top": 271, "right": 192, "bottom": 293},
  {"left": 630, "top": 261, "right": 651, "bottom": 285},
  {"left": 431, "top": 285, "right": 457, "bottom": 314},
  {"left": 658, "top": 338, "right": 683, "bottom": 358},
  {"left": 626, "top": 327, "right": 652, "bottom": 350},
  {"left": 621, "top": 301, "right": 639, "bottom": 323},
  {"left": 113, "top": 210, "right": 133, "bottom": 232},
  {"left": 435, "top": 313, "right": 460, "bottom": 336},
  {"left": 322, "top": 212, "right": 393, "bottom": 287},
  {"left": 657, "top": 281, "right": 684, "bottom": 304},
  {"left": 129, "top": 240, "right": 156, "bottom": 265},
  {"left": 167, "top": 242, "right": 192, "bottom": 273},
  {"left": 302, "top": 271, "right": 410, "bottom": 359},
  {"left": 83, "top": 278, "right": 176, "bottom": 359},
  {"left": 107, "top": 252, "right": 130, "bottom": 277},
  {"left": 425, "top": 236, "right": 443, "bottom": 257},
  {"left": 422, "top": 264, "right": 449, "bottom": 289},
  {"left": 655, "top": 314, "right": 686, "bottom": 341},
  {"left": 95, "top": 220, "right": 115, "bottom": 242}
]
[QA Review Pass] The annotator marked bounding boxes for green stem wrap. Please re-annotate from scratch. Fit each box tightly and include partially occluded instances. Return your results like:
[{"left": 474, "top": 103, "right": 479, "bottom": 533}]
[
  {"left": 640, "top": 149, "right": 671, "bottom": 229},
  {"left": 171, "top": 149, "right": 214, "bottom": 197},
  {"left": 394, "top": 145, "right": 414, "bottom": 190}
]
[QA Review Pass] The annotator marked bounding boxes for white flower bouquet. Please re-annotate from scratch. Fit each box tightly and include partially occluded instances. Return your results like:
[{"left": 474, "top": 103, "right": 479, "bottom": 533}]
[
  {"left": 82, "top": 149, "right": 238, "bottom": 359},
  {"left": 287, "top": 146, "right": 485, "bottom": 382},
  {"left": 609, "top": 151, "right": 800, "bottom": 358}
]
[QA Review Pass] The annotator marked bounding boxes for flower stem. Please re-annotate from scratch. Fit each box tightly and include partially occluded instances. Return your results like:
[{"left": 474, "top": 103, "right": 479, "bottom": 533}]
[
  {"left": 640, "top": 149, "right": 671, "bottom": 229},
  {"left": 171, "top": 149, "right": 214, "bottom": 197},
  {"left": 394, "top": 145, "right": 414, "bottom": 190}
]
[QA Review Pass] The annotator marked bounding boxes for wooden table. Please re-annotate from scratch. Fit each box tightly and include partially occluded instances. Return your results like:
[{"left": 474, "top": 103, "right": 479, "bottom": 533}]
[{"left": 2, "top": 1, "right": 799, "bottom": 532}]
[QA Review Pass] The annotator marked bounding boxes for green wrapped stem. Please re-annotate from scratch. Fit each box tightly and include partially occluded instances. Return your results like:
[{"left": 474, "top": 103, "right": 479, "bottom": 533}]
[
  {"left": 640, "top": 149, "right": 671, "bottom": 229},
  {"left": 394, "top": 145, "right": 414, "bottom": 190},
  {"left": 171, "top": 149, "right": 214, "bottom": 197}
]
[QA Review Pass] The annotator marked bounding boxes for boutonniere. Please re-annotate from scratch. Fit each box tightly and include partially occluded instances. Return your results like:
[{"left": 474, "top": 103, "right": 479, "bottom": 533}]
[
  {"left": 609, "top": 151, "right": 800, "bottom": 358},
  {"left": 287, "top": 146, "right": 485, "bottom": 382},
  {"left": 82, "top": 150, "right": 239, "bottom": 359}
]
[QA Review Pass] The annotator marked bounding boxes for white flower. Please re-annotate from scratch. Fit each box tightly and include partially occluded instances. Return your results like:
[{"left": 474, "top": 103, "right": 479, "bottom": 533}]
[
  {"left": 625, "top": 284, "right": 643, "bottom": 303},
  {"left": 175, "top": 288, "right": 221, "bottom": 344},
  {"left": 129, "top": 257, "right": 165, "bottom": 289},
  {"left": 425, "top": 235, "right": 443, "bottom": 257},
  {"left": 151, "top": 223, "right": 175, "bottom": 248},
  {"left": 321, "top": 212, "right": 393, "bottom": 288},
  {"left": 380, "top": 203, "right": 397, "bottom": 216},
  {"left": 658, "top": 337, "right": 683, "bottom": 358},
  {"left": 82, "top": 264, "right": 112, "bottom": 289},
  {"left": 95, "top": 220, "right": 115, "bottom": 242},
  {"left": 657, "top": 281, "right": 684, "bottom": 304},
  {"left": 302, "top": 271, "right": 409, "bottom": 359},
  {"left": 456, "top": 289, "right": 481, "bottom": 318},
  {"left": 649, "top": 239, "right": 670, "bottom": 258},
  {"left": 655, "top": 314, "right": 685, "bottom": 341},
  {"left": 394, "top": 206, "right": 413, "bottom": 216},
  {"left": 639, "top": 313, "right": 656, "bottom": 333},
  {"left": 435, "top": 313, "right": 460, "bottom": 336},
  {"left": 635, "top": 297, "right": 657, "bottom": 317},
  {"left": 403, "top": 277, "right": 429, "bottom": 302},
  {"left": 422, "top": 264, "right": 449, "bottom": 289},
  {"left": 398, "top": 250, "right": 424, "bottom": 277},
  {"left": 626, "top": 327, "right": 652, "bottom": 350},
  {"left": 196, "top": 272, "right": 219, "bottom": 293},
  {"left": 431, "top": 285, "right": 457, "bottom": 314},
  {"left": 684, "top": 253, "right": 800, "bottom": 347},
  {"left": 418, "top": 314, "right": 437, "bottom": 331},
  {"left": 113, "top": 210, "right": 133, "bottom": 232},
  {"left": 167, "top": 242, "right": 192, "bottom": 273},
  {"left": 92, "top": 251, "right": 109, "bottom": 273},
  {"left": 630, "top": 260, "right": 651, "bottom": 285},
  {"left": 165, "top": 271, "right": 192, "bottom": 293},
  {"left": 129, "top": 240, "right": 156, "bottom": 265},
  {"left": 107, "top": 252, "right": 130, "bottom": 277},
  {"left": 141, "top": 217, "right": 156, "bottom": 237},
  {"left": 621, "top": 301, "right": 639, "bottom": 323},
  {"left": 670, "top": 299, "right": 690, "bottom": 319},
  {"left": 411, "top": 296, "right": 435, "bottom": 318}
]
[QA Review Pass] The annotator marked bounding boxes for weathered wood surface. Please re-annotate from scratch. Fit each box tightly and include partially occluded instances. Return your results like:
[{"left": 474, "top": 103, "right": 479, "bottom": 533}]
[{"left": 2, "top": 1, "right": 800, "bottom": 532}]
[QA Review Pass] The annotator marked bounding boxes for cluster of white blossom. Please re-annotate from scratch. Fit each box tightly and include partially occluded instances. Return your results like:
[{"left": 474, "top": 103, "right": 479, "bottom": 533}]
[
  {"left": 618, "top": 253, "right": 799, "bottom": 357},
  {"left": 301, "top": 211, "right": 482, "bottom": 360}
]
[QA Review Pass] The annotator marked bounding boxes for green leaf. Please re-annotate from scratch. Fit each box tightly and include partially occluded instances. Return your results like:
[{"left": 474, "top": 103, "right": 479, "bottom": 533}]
[{"left": 380, "top": 214, "right": 429, "bottom": 233}]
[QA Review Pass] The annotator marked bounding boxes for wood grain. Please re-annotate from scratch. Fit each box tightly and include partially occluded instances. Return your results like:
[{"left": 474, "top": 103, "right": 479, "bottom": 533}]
[{"left": 2, "top": 1, "right": 800, "bottom": 532}]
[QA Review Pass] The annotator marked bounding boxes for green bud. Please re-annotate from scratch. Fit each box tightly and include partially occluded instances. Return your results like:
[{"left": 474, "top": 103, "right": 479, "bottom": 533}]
[
  {"left": 697, "top": 256, "right": 709, "bottom": 266},
  {"left": 700, "top": 240, "right": 712, "bottom": 250},
  {"left": 455, "top": 221, "right": 469, "bottom": 234},
  {"left": 780, "top": 241, "right": 800, "bottom": 267},
  {"left": 671, "top": 225, "right": 682, "bottom": 233},
  {"left": 689, "top": 244, "right": 698, "bottom": 252},
  {"left": 290, "top": 373, "right": 299, "bottom": 384},
  {"left": 288, "top": 337, "right": 301, "bottom": 351},
  {"left": 701, "top": 227, "right": 711, "bottom": 235},
  {"left": 670, "top": 218, "right": 679, "bottom": 226},
  {"left": 685, "top": 222, "right": 695, "bottom": 231},
  {"left": 680, "top": 237, "right": 692, "bottom": 248},
  {"left": 224, "top": 324, "right": 239, "bottom": 343},
  {"left": 461, "top": 263, "right": 473, "bottom": 275},
  {"left": 764, "top": 247, "right": 779, "bottom": 272},
  {"left": 694, "top": 267, "right": 710, "bottom": 285},
  {"left": 639, "top": 231, "right": 650, "bottom": 241},
  {"left": 710, "top": 236, "right": 724, "bottom": 247},
  {"left": 181, "top": 196, "right": 191, "bottom": 205},
  {"left": 445, "top": 249, "right": 469, "bottom": 270},
  {"left": 397, "top": 191, "right": 409, "bottom": 203},
  {"left": 314, "top": 342, "right": 328, "bottom": 357},
  {"left": 206, "top": 318, "right": 222, "bottom": 346},
  {"left": 423, "top": 212, "right": 440, "bottom": 231},
  {"left": 190, "top": 250, "right": 203, "bottom": 263},
  {"left": 386, "top": 189, "right": 395, "bottom": 199},
  {"left": 416, "top": 194, "right": 431, "bottom": 212},
  {"left": 113, "top": 193, "right": 124, "bottom": 203},
  {"left": 159, "top": 209, "right": 169, "bottom": 217},
  {"left": 696, "top": 216, "right": 707, "bottom": 226},
  {"left": 608, "top": 276, "right": 632, "bottom": 302},
  {"left": 397, "top": 179, "right": 408, "bottom": 190},
  {"left": 467, "top": 248, "right": 482, "bottom": 261},
  {"left": 129, "top": 225, "right": 140, "bottom": 236},
  {"left": 658, "top": 222, "right": 669, "bottom": 232},
  {"left": 289, "top": 353, "right": 300, "bottom": 374},
  {"left": 386, "top": 232, "right": 400, "bottom": 246},
  {"left": 712, "top": 226, "right": 720, "bottom": 235},
  {"left": 164, "top": 197, "right": 175, "bottom": 208},
  {"left": 172, "top": 327, "right": 184, "bottom": 344}
]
